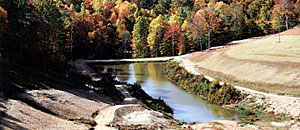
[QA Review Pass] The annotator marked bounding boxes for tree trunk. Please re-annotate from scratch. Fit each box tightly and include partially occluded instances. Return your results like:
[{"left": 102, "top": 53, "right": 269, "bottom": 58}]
[
  {"left": 208, "top": 22, "right": 211, "bottom": 49},
  {"left": 199, "top": 38, "right": 202, "bottom": 51},
  {"left": 285, "top": 14, "right": 289, "bottom": 30},
  {"left": 172, "top": 26, "right": 174, "bottom": 56},
  {"left": 155, "top": 42, "right": 158, "bottom": 57},
  {"left": 278, "top": 13, "right": 281, "bottom": 42}
]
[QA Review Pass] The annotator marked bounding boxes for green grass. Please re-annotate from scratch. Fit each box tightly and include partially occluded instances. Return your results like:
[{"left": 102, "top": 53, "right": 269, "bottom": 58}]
[{"left": 67, "top": 117, "right": 97, "bottom": 128}]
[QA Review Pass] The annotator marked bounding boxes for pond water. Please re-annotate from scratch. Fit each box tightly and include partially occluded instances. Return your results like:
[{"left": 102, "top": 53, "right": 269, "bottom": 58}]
[{"left": 94, "top": 62, "right": 238, "bottom": 123}]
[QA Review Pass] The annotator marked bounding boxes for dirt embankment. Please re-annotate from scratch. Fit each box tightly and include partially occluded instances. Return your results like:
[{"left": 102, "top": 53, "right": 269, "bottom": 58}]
[
  {"left": 0, "top": 88, "right": 111, "bottom": 130},
  {"left": 175, "top": 55, "right": 300, "bottom": 118},
  {"left": 0, "top": 63, "right": 119, "bottom": 130}
]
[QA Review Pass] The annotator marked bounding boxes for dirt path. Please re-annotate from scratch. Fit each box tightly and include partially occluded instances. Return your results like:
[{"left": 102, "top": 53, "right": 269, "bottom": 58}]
[{"left": 94, "top": 84, "right": 140, "bottom": 130}]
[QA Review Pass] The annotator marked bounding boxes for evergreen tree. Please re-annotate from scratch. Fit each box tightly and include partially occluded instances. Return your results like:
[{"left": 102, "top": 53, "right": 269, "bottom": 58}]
[
  {"left": 3, "top": 0, "right": 33, "bottom": 64},
  {"left": 132, "top": 16, "right": 149, "bottom": 58}
]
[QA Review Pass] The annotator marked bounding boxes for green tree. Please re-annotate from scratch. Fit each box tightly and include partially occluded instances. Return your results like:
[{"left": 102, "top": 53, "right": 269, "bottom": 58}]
[
  {"left": 31, "top": 0, "right": 67, "bottom": 68},
  {"left": 256, "top": 5, "right": 272, "bottom": 34},
  {"left": 136, "top": 0, "right": 158, "bottom": 9},
  {"left": 3, "top": 0, "right": 33, "bottom": 64},
  {"left": 171, "top": 0, "right": 193, "bottom": 8},
  {"left": 153, "top": 0, "right": 171, "bottom": 15},
  {"left": 132, "top": 16, "right": 150, "bottom": 58}
]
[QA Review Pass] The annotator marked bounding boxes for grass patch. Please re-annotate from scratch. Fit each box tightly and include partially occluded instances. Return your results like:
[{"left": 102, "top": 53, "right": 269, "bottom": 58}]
[
  {"left": 67, "top": 117, "right": 97, "bottom": 129},
  {"left": 212, "top": 121, "right": 225, "bottom": 127},
  {"left": 236, "top": 106, "right": 256, "bottom": 126},
  {"left": 236, "top": 105, "right": 292, "bottom": 126},
  {"left": 176, "top": 120, "right": 187, "bottom": 125}
]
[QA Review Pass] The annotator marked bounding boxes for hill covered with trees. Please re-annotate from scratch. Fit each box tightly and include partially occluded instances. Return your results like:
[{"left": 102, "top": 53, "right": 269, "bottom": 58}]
[{"left": 0, "top": 0, "right": 300, "bottom": 69}]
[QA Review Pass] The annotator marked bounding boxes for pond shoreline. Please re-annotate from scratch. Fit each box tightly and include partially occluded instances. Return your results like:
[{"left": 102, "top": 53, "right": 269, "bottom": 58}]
[
  {"left": 75, "top": 59, "right": 179, "bottom": 130},
  {"left": 164, "top": 61, "right": 241, "bottom": 105},
  {"left": 76, "top": 57, "right": 300, "bottom": 129},
  {"left": 174, "top": 55, "right": 300, "bottom": 118}
]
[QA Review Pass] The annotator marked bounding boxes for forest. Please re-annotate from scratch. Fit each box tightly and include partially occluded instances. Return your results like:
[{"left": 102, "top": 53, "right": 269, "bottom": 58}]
[{"left": 0, "top": 0, "right": 300, "bottom": 70}]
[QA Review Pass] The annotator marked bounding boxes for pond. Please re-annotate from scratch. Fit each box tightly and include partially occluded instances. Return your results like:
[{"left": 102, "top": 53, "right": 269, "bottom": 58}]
[{"left": 94, "top": 62, "right": 238, "bottom": 123}]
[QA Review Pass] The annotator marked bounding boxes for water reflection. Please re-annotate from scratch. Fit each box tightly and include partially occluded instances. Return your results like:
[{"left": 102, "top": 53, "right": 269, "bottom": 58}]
[
  {"left": 133, "top": 63, "right": 148, "bottom": 83},
  {"left": 95, "top": 62, "right": 238, "bottom": 123},
  {"left": 147, "top": 63, "right": 165, "bottom": 82}
]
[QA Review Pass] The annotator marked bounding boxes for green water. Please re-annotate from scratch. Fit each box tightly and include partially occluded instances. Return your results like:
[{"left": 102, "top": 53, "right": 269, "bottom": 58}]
[{"left": 94, "top": 62, "right": 238, "bottom": 123}]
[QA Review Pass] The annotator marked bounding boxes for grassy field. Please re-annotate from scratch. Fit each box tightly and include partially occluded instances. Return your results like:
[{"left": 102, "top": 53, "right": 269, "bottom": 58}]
[
  {"left": 226, "top": 35, "right": 300, "bottom": 62},
  {"left": 182, "top": 27, "right": 300, "bottom": 96}
]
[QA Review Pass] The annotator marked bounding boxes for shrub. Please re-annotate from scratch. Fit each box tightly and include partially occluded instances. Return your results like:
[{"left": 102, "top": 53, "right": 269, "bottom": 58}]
[{"left": 165, "top": 61, "right": 240, "bottom": 105}]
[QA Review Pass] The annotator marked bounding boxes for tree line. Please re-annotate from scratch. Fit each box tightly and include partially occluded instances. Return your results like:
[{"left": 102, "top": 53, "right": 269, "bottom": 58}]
[{"left": 0, "top": 0, "right": 299, "bottom": 70}]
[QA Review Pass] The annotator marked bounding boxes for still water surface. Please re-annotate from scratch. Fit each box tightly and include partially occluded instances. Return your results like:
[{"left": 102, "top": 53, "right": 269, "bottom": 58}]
[{"left": 95, "top": 62, "right": 238, "bottom": 123}]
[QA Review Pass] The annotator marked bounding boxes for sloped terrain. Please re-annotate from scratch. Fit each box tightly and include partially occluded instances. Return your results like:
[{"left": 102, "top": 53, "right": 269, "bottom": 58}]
[
  {"left": 0, "top": 63, "right": 118, "bottom": 130},
  {"left": 177, "top": 27, "right": 300, "bottom": 96}
]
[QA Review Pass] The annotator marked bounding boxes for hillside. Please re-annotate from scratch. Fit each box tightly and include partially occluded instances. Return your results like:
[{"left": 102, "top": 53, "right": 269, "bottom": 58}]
[
  {"left": 177, "top": 27, "right": 300, "bottom": 96},
  {"left": 0, "top": 63, "right": 122, "bottom": 129}
]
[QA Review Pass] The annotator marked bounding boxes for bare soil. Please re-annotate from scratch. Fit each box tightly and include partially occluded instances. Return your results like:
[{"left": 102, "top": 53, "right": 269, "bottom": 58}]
[
  {"left": 18, "top": 89, "right": 112, "bottom": 119},
  {"left": 0, "top": 99, "right": 87, "bottom": 130}
]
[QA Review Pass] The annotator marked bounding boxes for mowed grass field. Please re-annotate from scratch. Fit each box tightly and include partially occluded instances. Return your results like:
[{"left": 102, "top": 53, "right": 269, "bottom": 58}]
[
  {"left": 183, "top": 27, "right": 300, "bottom": 96},
  {"left": 226, "top": 35, "right": 300, "bottom": 62}
]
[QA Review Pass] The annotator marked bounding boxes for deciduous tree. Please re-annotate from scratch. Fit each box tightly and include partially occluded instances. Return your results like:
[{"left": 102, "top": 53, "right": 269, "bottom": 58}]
[
  {"left": 147, "top": 14, "right": 165, "bottom": 57},
  {"left": 160, "top": 24, "right": 180, "bottom": 56}
]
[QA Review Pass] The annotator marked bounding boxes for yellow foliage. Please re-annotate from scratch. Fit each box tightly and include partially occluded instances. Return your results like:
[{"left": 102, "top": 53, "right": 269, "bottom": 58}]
[
  {"left": 181, "top": 19, "right": 190, "bottom": 32},
  {"left": 0, "top": 6, "right": 7, "bottom": 21},
  {"left": 88, "top": 31, "right": 95, "bottom": 39},
  {"left": 91, "top": 0, "right": 103, "bottom": 12},
  {"left": 168, "top": 14, "right": 181, "bottom": 26}
]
